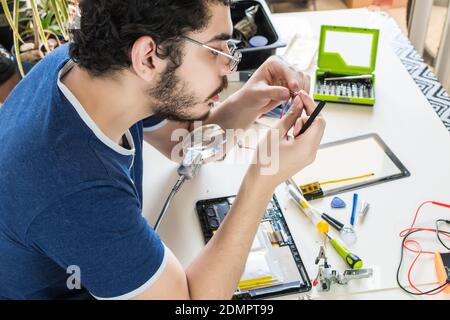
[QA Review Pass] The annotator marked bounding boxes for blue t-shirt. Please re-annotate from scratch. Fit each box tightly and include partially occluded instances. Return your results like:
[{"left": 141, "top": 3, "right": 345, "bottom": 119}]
[{"left": 0, "top": 44, "right": 169, "bottom": 300}]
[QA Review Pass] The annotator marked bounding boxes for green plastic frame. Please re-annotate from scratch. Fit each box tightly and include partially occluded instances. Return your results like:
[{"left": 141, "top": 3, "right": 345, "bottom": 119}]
[
  {"left": 313, "top": 25, "right": 380, "bottom": 106},
  {"left": 318, "top": 25, "right": 379, "bottom": 75}
]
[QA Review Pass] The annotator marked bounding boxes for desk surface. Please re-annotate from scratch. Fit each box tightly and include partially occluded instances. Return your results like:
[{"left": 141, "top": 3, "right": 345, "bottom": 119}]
[{"left": 141, "top": 9, "right": 450, "bottom": 300}]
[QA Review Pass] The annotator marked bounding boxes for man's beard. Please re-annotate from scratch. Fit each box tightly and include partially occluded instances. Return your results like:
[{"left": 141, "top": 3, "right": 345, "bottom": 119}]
[{"left": 149, "top": 63, "right": 228, "bottom": 122}]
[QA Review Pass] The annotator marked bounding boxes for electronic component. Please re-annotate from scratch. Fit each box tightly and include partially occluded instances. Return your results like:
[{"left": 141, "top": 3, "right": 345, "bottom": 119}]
[
  {"left": 300, "top": 173, "right": 375, "bottom": 201},
  {"left": 196, "top": 195, "right": 312, "bottom": 299},
  {"left": 267, "top": 230, "right": 284, "bottom": 244},
  {"left": 262, "top": 220, "right": 285, "bottom": 246},
  {"left": 300, "top": 182, "right": 323, "bottom": 199}
]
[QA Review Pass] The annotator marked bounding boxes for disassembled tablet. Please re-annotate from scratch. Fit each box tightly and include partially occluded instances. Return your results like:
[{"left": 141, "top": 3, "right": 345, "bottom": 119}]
[{"left": 196, "top": 195, "right": 312, "bottom": 300}]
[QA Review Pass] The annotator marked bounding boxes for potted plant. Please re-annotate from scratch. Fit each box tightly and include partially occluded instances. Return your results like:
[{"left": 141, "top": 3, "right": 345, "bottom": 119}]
[{"left": 0, "top": 0, "right": 79, "bottom": 76}]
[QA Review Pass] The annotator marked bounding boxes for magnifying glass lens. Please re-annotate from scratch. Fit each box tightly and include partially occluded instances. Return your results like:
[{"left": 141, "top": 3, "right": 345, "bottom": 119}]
[{"left": 183, "top": 124, "right": 227, "bottom": 162}]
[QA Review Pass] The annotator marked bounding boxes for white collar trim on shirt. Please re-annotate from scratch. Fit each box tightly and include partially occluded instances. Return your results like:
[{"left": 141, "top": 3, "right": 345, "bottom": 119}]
[{"left": 57, "top": 60, "right": 135, "bottom": 156}]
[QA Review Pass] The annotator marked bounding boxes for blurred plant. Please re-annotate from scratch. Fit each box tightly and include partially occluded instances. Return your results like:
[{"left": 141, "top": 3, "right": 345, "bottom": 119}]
[{"left": 0, "top": 0, "right": 80, "bottom": 76}]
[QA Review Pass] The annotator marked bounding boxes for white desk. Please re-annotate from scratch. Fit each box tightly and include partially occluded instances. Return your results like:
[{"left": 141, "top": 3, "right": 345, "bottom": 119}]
[{"left": 141, "top": 9, "right": 450, "bottom": 300}]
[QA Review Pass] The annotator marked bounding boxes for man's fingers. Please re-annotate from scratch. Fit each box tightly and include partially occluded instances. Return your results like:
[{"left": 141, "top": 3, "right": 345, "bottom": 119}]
[
  {"left": 268, "top": 56, "right": 310, "bottom": 93},
  {"left": 299, "top": 90, "right": 322, "bottom": 116},
  {"left": 286, "top": 69, "right": 308, "bottom": 94},
  {"left": 275, "top": 95, "right": 303, "bottom": 137},
  {"left": 254, "top": 85, "right": 290, "bottom": 114},
  {"left": 261, "top": 85, "right": 290, "bottom": 102},
  {"left": 293, "top": 116, "right": 307, "bottom": 137},
  {"left": 295, "top": 115, "right": 326, "bottom": 145},
  {"left": 304, "top": 74, "right": 311, "bottom": 94},
  {"left": 289, "top": 72, "right": 309, "bottom": 94}
]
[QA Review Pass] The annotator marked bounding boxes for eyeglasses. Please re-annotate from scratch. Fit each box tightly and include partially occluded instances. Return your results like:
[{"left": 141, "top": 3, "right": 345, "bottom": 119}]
[{"left": 182, "top": 36, "right": 242, "bottom": 72}]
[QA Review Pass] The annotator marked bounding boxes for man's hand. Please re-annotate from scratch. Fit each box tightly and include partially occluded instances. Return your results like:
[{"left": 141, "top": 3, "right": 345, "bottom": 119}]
[
  {"left": 247, "top": 91, "right": 325, "bottom": 189},
  {"left": 235, "top": 55, "right": 311, "bottom": 115},
  {"left": 205, "top": 56, "right": 310, "bottom": 132}
]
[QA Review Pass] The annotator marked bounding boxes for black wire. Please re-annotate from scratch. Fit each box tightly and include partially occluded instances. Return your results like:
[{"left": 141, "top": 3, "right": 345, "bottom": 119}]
[
  {"left": 397, "top": 228, "right": 450, "bottom": 295},
  {"left": 436, "top": 219, "right": 450, "bottom": 250},
  {"left": 154, "top": 176, "right": 186, "bottom": 231}
]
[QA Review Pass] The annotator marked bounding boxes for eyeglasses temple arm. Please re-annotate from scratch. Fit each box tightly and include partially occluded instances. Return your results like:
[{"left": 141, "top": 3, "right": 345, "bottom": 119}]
[{"left": 182, "top": 36, "right": 240, "bottom": 62}]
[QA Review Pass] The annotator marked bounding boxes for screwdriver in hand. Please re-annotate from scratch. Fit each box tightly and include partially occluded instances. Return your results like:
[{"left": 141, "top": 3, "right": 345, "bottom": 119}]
[{"left": 297, "top": 100, "right": 326, "bottom": 136}]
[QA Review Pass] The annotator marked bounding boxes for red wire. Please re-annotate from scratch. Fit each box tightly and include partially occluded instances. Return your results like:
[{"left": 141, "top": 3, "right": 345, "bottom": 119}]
[
  {"left": 399, "top": 201, "right": 434, "bottom": 237},
  {"left": 399, "top": 201, "right": 450, "bottom": 295},
  {"left": 405, "top": 239, "right": 449, "bottom": 295},
  {"left": 401, "top": 228, "right": 450, "bottom": 254}
]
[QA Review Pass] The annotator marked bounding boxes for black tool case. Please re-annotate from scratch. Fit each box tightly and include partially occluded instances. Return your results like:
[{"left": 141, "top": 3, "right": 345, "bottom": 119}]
[{"left": 231, "top": 0, "right": 286, "bottom": 71}]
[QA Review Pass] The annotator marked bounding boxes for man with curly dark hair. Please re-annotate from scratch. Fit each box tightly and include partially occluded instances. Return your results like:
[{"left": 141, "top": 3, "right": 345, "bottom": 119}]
[{"left": 0, "top": 0, "right": 324, "bottom": 299}]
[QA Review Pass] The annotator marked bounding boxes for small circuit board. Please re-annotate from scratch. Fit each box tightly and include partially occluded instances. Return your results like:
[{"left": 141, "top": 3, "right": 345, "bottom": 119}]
[
  {"left": 299, "top": 182, "right": 324, "bottom": 200},
  {"left": 196, "top": 195, "right": 312, "bottom": 299}
]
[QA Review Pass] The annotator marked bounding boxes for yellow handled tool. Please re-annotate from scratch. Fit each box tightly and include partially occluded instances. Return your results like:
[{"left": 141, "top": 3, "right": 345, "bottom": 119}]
[
  {"left": 286, "top": 179, "right": 329, "bottom": 234},
  {"left": 326, "top": 234, "right": 363, "bottom": 269}
]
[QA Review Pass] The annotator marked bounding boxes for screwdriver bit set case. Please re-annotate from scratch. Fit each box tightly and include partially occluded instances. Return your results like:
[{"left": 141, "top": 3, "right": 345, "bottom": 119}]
[{"left": 313, "top": 25, "right": 380, "bottom": 106}]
